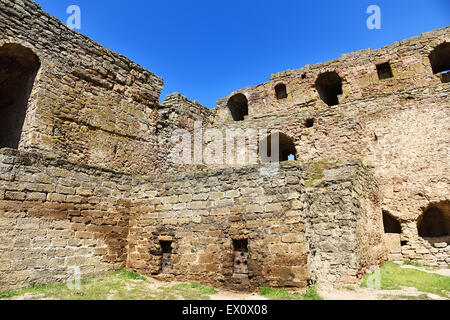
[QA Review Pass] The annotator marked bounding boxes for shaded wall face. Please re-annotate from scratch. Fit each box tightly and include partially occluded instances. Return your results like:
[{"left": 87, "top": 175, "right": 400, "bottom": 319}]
[
  {"left": 1, "top": 0, "right": 164, "bottom": 175},
  {"left": 25, "top": 64, "right": 162, "bottom": 174},
  {"left": 0, "top": 44, "right": 40, "bottom": 149}
]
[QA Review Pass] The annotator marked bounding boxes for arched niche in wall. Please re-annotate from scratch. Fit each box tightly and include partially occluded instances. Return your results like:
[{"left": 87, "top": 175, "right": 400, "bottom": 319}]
[
  {"left": 315, "top": 71, "right": 343, "bottom": 106},
  {"left": 227, "top": 93, "right": 248, "bottom": 121},
  {"left": 0, "top": 43, "right": 40, "bottom": 149},
  {"left": 259, "top": 132, "right": 296, "bottom": 163},
  {"left": 275, "top": 83, "right": 287, "bottom": 100},
  {"left": 417, "top": 201, "right": 450, "bottom": 246},
  {"left": 429, "top": 42, "right": 450, "bottom": 83}
]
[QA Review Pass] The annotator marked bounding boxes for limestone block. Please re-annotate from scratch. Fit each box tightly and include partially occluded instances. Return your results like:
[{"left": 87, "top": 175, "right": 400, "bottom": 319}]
[{"left": 384, "top": 233, "right": 401, "bottom": 254}]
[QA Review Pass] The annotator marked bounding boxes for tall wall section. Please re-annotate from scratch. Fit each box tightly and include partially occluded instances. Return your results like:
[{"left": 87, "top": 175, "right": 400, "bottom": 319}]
[
  {"left": 0, "top": 148, "right": 132, "bottom": 293},
  {"left": 0, "top": 0, "right": 448, "bottom": 294},
  {"left": 0, "top": 0, "right": 163, "bottom": 175},
  {"left": 156, "top": 93, "right": 215, "bottom": 174}
]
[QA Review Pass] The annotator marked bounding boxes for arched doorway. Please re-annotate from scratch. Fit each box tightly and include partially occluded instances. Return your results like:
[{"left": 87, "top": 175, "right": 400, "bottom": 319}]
[
  {"left": 315, "top": 71, "right": 343, "bottom": 106},
  {"left": 259, "top": 132, "right": 296, "bottom": 163},
  {"left": 0, "top": 43, "right": 40, "bottom": 149},
  {"left": 418, "top": 202, "right": 449, "bottom": 246},
  {"left": 275, "top": 83, "right": 287, "bottom": 100},
  {"left": 383, "top": 211, "right": 402, "bottom": 255}
]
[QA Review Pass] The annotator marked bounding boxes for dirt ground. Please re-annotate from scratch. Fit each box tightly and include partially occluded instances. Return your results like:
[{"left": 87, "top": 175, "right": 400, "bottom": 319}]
[{"left": 4, "top": 263, "right": 449, "bottom": 300}]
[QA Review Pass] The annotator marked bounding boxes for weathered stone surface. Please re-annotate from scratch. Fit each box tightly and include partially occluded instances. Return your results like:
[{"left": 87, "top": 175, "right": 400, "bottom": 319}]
[
  {"left": 0, "top": 149, "right": 132, "bottom": 293},
  {"left": 128, "top": 162, "right": 385, "bottom": 290},
  {"left": 0, "top": 0, "right": 448, "bottom": 295},
  {"left": 385, "top": 233, "right": 402, "bottom": 254}
]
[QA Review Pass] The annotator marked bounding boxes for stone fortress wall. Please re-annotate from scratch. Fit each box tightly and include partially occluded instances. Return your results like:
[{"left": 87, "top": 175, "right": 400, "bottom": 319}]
[
  {"left": 1, "top": 0, "right": 163, "bottom": 175},
  {"left": 127, "top": 162, "right": 384, "bottom": 291},
  {"left": 0, "top": 0, "right": 448, "bottom": 293}
]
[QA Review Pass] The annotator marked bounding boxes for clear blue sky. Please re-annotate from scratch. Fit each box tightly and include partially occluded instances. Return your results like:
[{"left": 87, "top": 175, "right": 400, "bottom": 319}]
[{"left": 35, "top": 0, "right": 449, "bottom": 108}]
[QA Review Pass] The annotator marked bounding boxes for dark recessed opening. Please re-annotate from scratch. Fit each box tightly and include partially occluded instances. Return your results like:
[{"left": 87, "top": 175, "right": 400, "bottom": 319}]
[
  {"left": 383, "top": 211, "right": 401, "bottom": 233},
  {"left": 227, "top": 93, "right": 248, "bottom": 121},
  {"left": 233, "top": 239, "right": 248, "bottom": 252},
  {"left": 160, "top": 240, "right": 172, "bottom": 254},
  {"left": 259, "top": 132, "right": 296, "bottom": 163},
  {"left": 301, "top": 73, "right": 307, "bottom": 79},
  {"left": 233, "top": 239, "right": 248, "bottom": 274},
  {"left": 401, "top": 241, "right": 408, "bottom": 246},
  {"left": 0, "top": 43, "right": 40, "bottom": 149},
  {"left": 417, "top": 202, "right": 449, "bottom": 245},
  {"left": 304, "top": 118, "right": 314, "bottom": 128},
  {"left": 275, "top": 83, "right": 287, "bottom": 100},
  {"left": 376, "top": 62, "right": 394, "bottom": 80},
  {"left": 315, "top": 71, "right": 343, "bottom": 106},
  {"left": 429, "top": 42, "right": 450, "bottom": 83}
]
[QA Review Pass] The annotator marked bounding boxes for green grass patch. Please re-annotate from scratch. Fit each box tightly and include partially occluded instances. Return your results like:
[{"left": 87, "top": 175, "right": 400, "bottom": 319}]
[
  {"left": 113, "top": 268, "right": 148, "bottom": 281},
  {"left": 361, "top": 262, "right": 450, "bottom": 298},
  {"left": 0, "top": 269, "right": 219, "bottom": 300},
  {"left": 259, "top": 286, "right": 322, "bottom": 300},
  {"left": 0, "top": 282, "right": 69, "bottom": 299}
]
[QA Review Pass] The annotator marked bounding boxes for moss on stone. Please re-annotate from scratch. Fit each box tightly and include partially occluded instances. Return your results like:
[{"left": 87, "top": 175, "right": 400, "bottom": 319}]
[{"left": 303, "top": 159, "right": 338, "bottom": 188}]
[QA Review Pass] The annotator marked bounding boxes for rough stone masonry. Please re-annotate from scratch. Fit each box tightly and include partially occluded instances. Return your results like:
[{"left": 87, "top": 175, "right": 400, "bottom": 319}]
[{"left": 0, "top": 0, "right": 448, "bottom": 293}]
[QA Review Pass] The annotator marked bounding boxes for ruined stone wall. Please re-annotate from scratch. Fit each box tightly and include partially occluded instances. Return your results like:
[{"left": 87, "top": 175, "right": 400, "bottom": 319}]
[
  {"left": 201, "top": 27, "right": 450, "bottom": 266},
  {"left": 0, "top": 148, "right": 384, "bottom": 293},
  {"left": 156, "top": 93, "right": 215, "bottom": 173},
  {"left": 203, "top": 85, "right": 449, "bottom": 266},
  {"left": 304, "top": 162, "right": 385, "bottom": 285},
  {"left": 0, "top": 148, "right": 132, "bottom": 293},
  {"left": 0, "top": 0, "right": 163, "bottom": 174},
  {"left": 1, "top": 0, "right": 448, "bottom": 294},
  {"left": 215, "top": 27, "right": 449, "bottom": 122},
  {"left": 127, "top": 161, "right": 385, "bottom": 290},
  {"left": 363, "top": 86, "right": 449, "bottom": 266}
]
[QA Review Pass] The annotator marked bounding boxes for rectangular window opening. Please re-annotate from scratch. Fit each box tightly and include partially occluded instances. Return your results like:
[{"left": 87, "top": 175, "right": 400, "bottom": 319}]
[{"left": 377, "top": 62, "right": 394, "bottom": 80}]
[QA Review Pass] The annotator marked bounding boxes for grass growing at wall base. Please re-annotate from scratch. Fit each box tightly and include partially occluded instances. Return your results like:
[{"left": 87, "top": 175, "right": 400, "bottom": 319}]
[
  {"left": 0, "top": 269, "right": 217, "bottom": 300},
  {"left": 361, "top": 262, "right": 450, "bottom": 298},
  {"left": 259, "top": 286, "right": 322, "bottom": 300}
]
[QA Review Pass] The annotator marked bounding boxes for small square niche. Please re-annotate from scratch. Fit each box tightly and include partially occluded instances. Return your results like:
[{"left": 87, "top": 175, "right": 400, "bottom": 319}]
[{"left": 376, "top": 62, "right": 393, "bottom": 80}]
